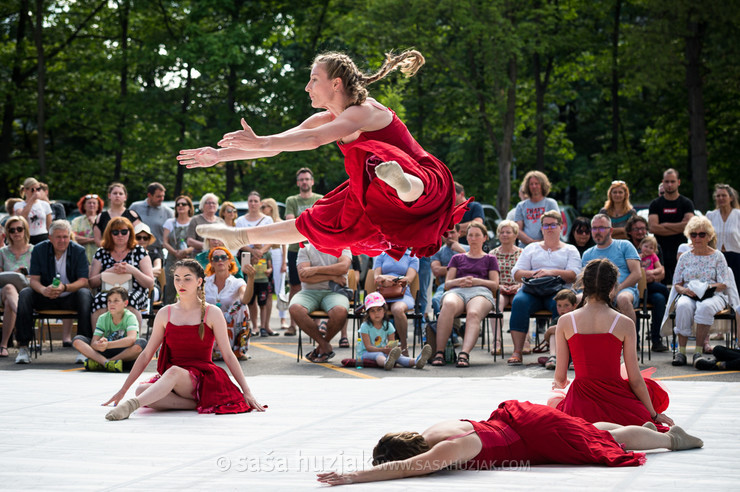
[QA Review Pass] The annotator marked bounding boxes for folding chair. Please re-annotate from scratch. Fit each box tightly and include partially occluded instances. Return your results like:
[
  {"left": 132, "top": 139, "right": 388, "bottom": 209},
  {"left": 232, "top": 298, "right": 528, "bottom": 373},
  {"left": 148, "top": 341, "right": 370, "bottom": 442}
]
[{"left": 32, "top": 309, "right": 78, "bottom": 358}]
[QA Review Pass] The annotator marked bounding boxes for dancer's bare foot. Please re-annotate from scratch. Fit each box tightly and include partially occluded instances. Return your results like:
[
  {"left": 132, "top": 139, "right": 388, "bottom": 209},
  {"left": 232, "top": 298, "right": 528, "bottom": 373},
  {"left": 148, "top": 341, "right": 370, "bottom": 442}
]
[
  {"left": 196, "top": 224, "right": 250, "bottom": 251},
  {"left": 105, "top": 398, "right": 141, "bottom": 421}
]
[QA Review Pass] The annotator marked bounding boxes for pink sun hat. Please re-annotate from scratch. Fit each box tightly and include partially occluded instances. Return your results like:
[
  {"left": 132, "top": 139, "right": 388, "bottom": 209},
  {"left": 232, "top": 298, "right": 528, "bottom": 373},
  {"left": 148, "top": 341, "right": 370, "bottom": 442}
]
[{"left": 364, "top": 292, "right": 386, "bottom": 310}]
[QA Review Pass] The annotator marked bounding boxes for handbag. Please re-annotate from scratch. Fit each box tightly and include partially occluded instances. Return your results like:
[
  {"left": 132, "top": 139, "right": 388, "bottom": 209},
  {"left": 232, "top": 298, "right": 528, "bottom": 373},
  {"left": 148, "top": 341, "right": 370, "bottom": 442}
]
[
  {"left": 329, "top": 280, "right": 354, "bottom": 300},
  {"left": 376, "top": 276, "right": 407, "bottom": 300},
  {"left": 0, "top": 271, "right": 29, "bottom": 291},
  {"left": 101, "top": 272, "right": 133, "bottom": 292},
  {"left": 521, "top": 275, "right": 565, "bottom": 298},
  {"left": 276, "top": 272, "right": 290, "bottom": 311}
]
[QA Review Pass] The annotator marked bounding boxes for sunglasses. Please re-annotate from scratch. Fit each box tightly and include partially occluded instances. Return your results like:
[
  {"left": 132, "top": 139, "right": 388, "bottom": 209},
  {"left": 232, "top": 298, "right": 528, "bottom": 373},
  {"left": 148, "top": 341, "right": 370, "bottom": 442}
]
[
  {"left": 542, "top": 223, "right": 560, "bottom": 230},
  {"left": 27, "top": 187, "right": 41, "bottom": 192},
  {"left": 574, "top": 228, "right": 590, "bottom": 234},
  {"left": 135, "top": 234, "right": 150, "bottom": 241},
  {"left": 611, "top": 180, "right": 626, "bottom": 185},
  {"left": 85, "top": 194, "right": 99, "bottom": 199},
  {"left": 176, "top": 202, "right": 189, "bottom": 207},
  {"left": 111, "top": 229, "right": 130, "bottom": 236},
  {"left": 211, "top": 254, "right": 230, "bottom": 263},
  {"left": 689, "top": 232, "right": 707, "bottom": 238},
  {"left": 225, "top": 209, "right": 237, "bottom": 214},
  {"left": 7, "top": 226, "right": 24, "bottom": 234}
]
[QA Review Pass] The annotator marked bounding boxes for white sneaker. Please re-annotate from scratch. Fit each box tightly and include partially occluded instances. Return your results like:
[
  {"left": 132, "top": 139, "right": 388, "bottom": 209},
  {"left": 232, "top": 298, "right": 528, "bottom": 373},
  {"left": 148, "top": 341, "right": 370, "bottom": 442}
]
[
  {"left": 384, "top": 347, "right": 401, "bottom": 371},
  {"left": 15, "top": 347, "right": 31, "bottom": 364},
  {"left": 75, "top": 353, "right": 87, "bottom": 364}
]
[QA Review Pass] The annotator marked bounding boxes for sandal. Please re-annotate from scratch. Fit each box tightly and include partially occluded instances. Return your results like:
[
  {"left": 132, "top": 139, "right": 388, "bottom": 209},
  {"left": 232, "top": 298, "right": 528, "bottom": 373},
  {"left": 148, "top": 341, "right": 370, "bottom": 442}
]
[
  {"left": 507, "top": 352, "right": 523, "bottom": 366},
  {"left": 0, "top": 346, "right": 8, "bottom": 358},
  {"left": 430, "top": 351, "right": 446, "bottom": 366},
  {"left": 339, "top": 337, "right": 350, "bottom": 348},
  {"left": 455, "top": 351, "right": 470, "bottom": 368},
  {"left": 305, "top": 348, "right": 335, "bottom": 363}
]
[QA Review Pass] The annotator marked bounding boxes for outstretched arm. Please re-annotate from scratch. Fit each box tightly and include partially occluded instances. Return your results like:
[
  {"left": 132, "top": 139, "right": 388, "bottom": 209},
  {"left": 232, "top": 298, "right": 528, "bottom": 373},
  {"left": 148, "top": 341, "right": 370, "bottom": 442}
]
[{"left": 218, "top": 105, "right": 370, "bottom": 153}]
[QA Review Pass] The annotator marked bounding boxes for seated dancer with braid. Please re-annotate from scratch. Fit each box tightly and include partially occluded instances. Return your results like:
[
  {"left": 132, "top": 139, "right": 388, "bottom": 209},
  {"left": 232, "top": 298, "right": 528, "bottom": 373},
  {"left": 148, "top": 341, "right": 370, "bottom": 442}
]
[
  {"left": 178, "top": 50, "right": 468, "bottom": 261},
  {"left": 317, "top": 400, "right": 702, "bottom": 485},
  {"left": 103, "top": 259, "right": 264, "bottom": 420}
]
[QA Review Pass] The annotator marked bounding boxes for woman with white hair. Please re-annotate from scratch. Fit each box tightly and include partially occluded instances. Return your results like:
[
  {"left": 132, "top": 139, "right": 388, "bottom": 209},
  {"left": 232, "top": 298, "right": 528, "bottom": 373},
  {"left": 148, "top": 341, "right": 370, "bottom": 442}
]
[
  {"left": 186, "top": 193, "right": 224, "bottom": 256},
  {"left": 667, "top": 216, "right": 739, "bottom": 366}
]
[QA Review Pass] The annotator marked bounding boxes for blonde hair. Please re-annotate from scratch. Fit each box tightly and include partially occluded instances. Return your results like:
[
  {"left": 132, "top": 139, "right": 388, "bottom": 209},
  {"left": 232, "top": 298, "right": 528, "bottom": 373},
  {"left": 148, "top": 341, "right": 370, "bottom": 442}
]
[
  {"left": 639, "top": 235, "right": 658, "bottom": 251},
  {"left": 684, "top": 216, "right": 716, "bottom": 247},
  {"left": 497, "top": 219, "right": 519, "bottom": 237},
  {"left": 603, "top": 181, "right": 634, "bottom": 216},
  {"left": 261, "top": 198, "right": 282, "bottom": 223},
  {"left": 4, "top": 216, "right": 30, "bottom": 246},
  {"left": 313, "top": 50, "right": 425, "bottom": 108}
]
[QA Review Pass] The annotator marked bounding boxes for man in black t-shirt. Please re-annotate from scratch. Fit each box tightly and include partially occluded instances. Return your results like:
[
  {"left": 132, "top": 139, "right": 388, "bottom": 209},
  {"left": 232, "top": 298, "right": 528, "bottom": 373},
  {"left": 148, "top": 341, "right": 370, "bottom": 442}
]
[{"left": 648, "top": 169, "right": 694, "bottom": 284}]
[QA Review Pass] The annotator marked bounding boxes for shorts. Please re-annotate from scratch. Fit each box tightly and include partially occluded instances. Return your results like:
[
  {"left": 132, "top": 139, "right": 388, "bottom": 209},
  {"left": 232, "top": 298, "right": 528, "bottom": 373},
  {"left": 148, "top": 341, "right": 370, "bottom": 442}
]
[
  {"left": 617, "top": 286, "right": 640, "bottom": 308},
  {"left": 442, "top": 286, "right": 495, "bottom": 307},
  {"left": 72, "top": 334, "right": 147, "bottom": 360},
  {"left": 289, "top": 289, "right": 350, "bottom": 314},
  {"left": 249, "top": 281, "right": 272, "bottom": 307}
]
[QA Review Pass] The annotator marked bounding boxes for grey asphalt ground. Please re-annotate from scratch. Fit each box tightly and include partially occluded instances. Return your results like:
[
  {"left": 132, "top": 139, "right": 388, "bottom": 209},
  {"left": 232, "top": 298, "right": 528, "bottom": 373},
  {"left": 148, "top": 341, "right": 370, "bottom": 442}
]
[{"left": 3, "top": 306, "right": 738, "bottom": 384}]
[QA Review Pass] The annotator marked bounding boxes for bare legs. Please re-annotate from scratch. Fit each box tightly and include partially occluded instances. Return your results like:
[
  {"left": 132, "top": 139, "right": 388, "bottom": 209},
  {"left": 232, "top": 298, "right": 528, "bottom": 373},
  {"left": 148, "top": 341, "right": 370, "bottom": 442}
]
[
  {"left": 595, "top": 422, "right": 703, "bottom": 451},
  {"left": 72, "top": 338, "right": 142, "bottom": 365},
  {"left": 1, "top": 285, "right": 18, "bottom": 352},
  {"left": 389, "top": 301, "right": 409, "bottom": 355},
  {"left": 289, "top": 304, "right": 347, "bottom": 356}
]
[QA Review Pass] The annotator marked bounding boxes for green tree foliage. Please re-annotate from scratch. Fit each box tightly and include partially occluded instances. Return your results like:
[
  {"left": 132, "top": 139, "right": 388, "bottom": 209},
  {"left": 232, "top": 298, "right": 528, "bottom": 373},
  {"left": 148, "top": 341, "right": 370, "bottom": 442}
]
[{"left": 1, "top": 0, "right": 738, "bottom": 215}]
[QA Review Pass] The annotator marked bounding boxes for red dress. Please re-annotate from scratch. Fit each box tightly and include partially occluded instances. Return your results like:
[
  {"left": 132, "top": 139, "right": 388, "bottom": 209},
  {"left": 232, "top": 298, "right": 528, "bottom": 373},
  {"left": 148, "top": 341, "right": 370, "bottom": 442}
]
[
  {"left": 295, "top": 108, "right": 468, "bottom": 260},
  {"left": 461, "top": 400, "right": 645, "bottom": 468},
  {"left": 149, "top": 307, "right": 254, "bottom": 414},
  {"left": 555, "top": 313, "right": 669, "bottom": 431}
]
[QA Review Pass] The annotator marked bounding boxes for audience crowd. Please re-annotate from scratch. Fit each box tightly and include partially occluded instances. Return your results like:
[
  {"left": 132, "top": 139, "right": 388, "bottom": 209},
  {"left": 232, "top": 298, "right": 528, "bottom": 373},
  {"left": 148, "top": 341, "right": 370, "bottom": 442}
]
[{"left": 1, "top": 168, "right": 738, "bottom": 371}]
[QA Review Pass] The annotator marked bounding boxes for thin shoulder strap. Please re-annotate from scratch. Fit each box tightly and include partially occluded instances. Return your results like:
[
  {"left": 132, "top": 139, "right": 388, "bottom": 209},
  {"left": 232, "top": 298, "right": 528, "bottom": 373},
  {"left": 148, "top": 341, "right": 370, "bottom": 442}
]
[
  {"left": 446, "top": 429, "right": 476, "bottom": 441},
  {"left": 569, "top": 312, "right": 578, "bottom": 334},
  {"left": 608, "top": 313, "right": 620, "bottom": 334}
]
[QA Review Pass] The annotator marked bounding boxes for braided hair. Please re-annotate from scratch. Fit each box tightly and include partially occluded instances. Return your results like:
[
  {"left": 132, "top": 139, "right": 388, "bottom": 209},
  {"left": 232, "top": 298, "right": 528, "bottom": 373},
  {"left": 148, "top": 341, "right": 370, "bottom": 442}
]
[
  {"left": 372, "top": 431, "right": 430, "bottom": 465},
  {"left": 174, "top": 258, "right": 207, "bottom": 339},
  {"left": 576, "top": 258, "right": 619, "bottom": 309},
  {"left": 313, "top": 50, "right": 425, "bottom": 108}
]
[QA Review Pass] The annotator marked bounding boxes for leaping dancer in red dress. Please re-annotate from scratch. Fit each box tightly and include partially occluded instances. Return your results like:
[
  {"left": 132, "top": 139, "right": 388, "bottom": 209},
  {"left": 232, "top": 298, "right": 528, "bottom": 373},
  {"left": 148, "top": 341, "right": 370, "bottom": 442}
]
[{"left": 177, "top": 50, "right": 468, "bottom": 259}]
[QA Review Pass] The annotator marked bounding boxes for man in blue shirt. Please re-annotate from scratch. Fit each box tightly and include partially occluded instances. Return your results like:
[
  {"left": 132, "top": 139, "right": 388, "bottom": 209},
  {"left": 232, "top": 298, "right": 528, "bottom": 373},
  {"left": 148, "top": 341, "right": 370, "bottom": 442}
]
[{"left": 582, "top": 214, "right": 641, "bottom": 329}]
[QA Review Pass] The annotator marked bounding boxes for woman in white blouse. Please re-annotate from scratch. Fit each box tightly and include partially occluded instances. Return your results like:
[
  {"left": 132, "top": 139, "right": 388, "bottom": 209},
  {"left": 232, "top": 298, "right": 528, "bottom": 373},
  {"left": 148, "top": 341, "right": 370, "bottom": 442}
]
[
  {"left": 706, "top": 184, "right": 740, "bottom": 287},
  {"left": 203, "top": 247, "right": 255, "bottom": 359},
  {"left": 508, "top": 210, "right": 582, "bottom": 366}
]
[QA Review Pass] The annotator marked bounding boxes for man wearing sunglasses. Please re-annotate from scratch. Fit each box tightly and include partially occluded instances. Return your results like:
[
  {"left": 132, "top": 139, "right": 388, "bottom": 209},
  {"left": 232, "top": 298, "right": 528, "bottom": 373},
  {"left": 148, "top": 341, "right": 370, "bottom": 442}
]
[
  {"left": 14, "top": 220, "right": 92, "bottom": 364},
  {"left": 582, "top": 214, "right": 642, "bottom": 331},
  {"left": 129, "top": 182, "right": 173, "bottom": 249},
  {"left": 648, "top": 169, "right": 695, "bottom": 285}
]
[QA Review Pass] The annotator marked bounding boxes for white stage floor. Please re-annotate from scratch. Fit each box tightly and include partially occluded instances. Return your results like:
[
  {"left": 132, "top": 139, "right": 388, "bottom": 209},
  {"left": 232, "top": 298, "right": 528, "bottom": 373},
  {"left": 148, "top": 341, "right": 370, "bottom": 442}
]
[{"left": 0, "top": 370, "right": 736, "bottom": 491}]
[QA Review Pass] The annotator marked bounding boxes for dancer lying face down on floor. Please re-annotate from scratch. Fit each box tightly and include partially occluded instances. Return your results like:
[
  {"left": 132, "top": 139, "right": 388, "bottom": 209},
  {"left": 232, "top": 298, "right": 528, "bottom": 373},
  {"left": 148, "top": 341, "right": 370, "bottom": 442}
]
[
  {"left": 177, "top": 50, "right": 468, "bottom": 262},
  {"left": 317, "top": 400, "right": 702, "bottom": 486},
  {"left": 103, "top": 259, "right": 264, "bottom": 420}
]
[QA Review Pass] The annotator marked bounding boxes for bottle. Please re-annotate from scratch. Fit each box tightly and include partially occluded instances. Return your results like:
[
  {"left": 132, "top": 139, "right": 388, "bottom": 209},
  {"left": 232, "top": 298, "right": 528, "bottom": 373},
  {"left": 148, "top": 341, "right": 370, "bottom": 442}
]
[
  {"left": 178, "top": 237, "right": 187, "bottom": 250},
  {"left": 355, "top": 336, "right": 363, "bottom": 369},
  {"left": 445, "top": 338, "right": 454, "bottom": 364},
  {"left": 52, "top": 274, "right": 61, "bottom": 288}
]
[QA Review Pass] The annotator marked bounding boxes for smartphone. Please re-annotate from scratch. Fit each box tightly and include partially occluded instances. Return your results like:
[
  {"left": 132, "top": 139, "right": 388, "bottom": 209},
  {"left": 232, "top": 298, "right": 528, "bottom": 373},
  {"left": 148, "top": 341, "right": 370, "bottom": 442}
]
[{"left": 241, "top": 251, "right": 251, "bottom": 271}]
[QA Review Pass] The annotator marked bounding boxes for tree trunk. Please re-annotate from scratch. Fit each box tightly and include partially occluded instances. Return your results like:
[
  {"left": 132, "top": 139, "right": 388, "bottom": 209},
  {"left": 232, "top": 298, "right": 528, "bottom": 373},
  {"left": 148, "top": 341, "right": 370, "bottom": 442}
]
[
  {"left": 225, "top": 65, "right": 237, "bottom": 199},
  {"left": 610, "top": 0, "right": 621, "bottom": 160},
  {"left": 497, "top": 57, "right": 517, "bottom": 217},
  {"left": 175, "top": 67, "right": 192, "bottom": 197},
  {"left": 34, "top": 0, "right": 46, "bottom": 179},
  {"left": 533, "top": 53, "right": 553, "bottom": 172},
  {"left": 0, "top": 0, "right": 30, "bottom": 191},
  {"left": 113, "top": 0, "right": 129, "bottom": 182},
  {"left": 685, "top": 18, "right": 709, "bottom": 211}
]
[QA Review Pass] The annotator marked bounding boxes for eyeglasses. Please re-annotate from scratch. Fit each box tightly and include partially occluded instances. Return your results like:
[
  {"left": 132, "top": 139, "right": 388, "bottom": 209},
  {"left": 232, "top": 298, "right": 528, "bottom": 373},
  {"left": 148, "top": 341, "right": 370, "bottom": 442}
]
[
  {"left": 689, "top": 232, "right": 707, "bottom": 238},
  {"left": 204, "top": 201, "right": 218, "bottom": 206},
  {"left": 541, "top": 223, "right": 560, "bottom": 230},
  {"left": 611, "top": 180, "right": 626, "bottom": 185},
  {"left": 631, "top": 226, "right": 647, "bottom": 232},
  {"left": 592, "top": 226, "right": 611, "bottom": 233},
  {"left": 111, "top": 229, "right": 130, "bottom": 236},
  {"left": 85, "top": 194, "right": 98, "bottom": 199},
  {"left": 176, "top": 202, "right": 189, "bottom": 207},
  {"left": 7, "top": 226, "right": 24, "bottom": 234},
  {"left": 211, "top": 254, "right": 230, "bottom": 262},
  {"left": 135, "top": 234, "right": 150, "bottom": 241}
]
